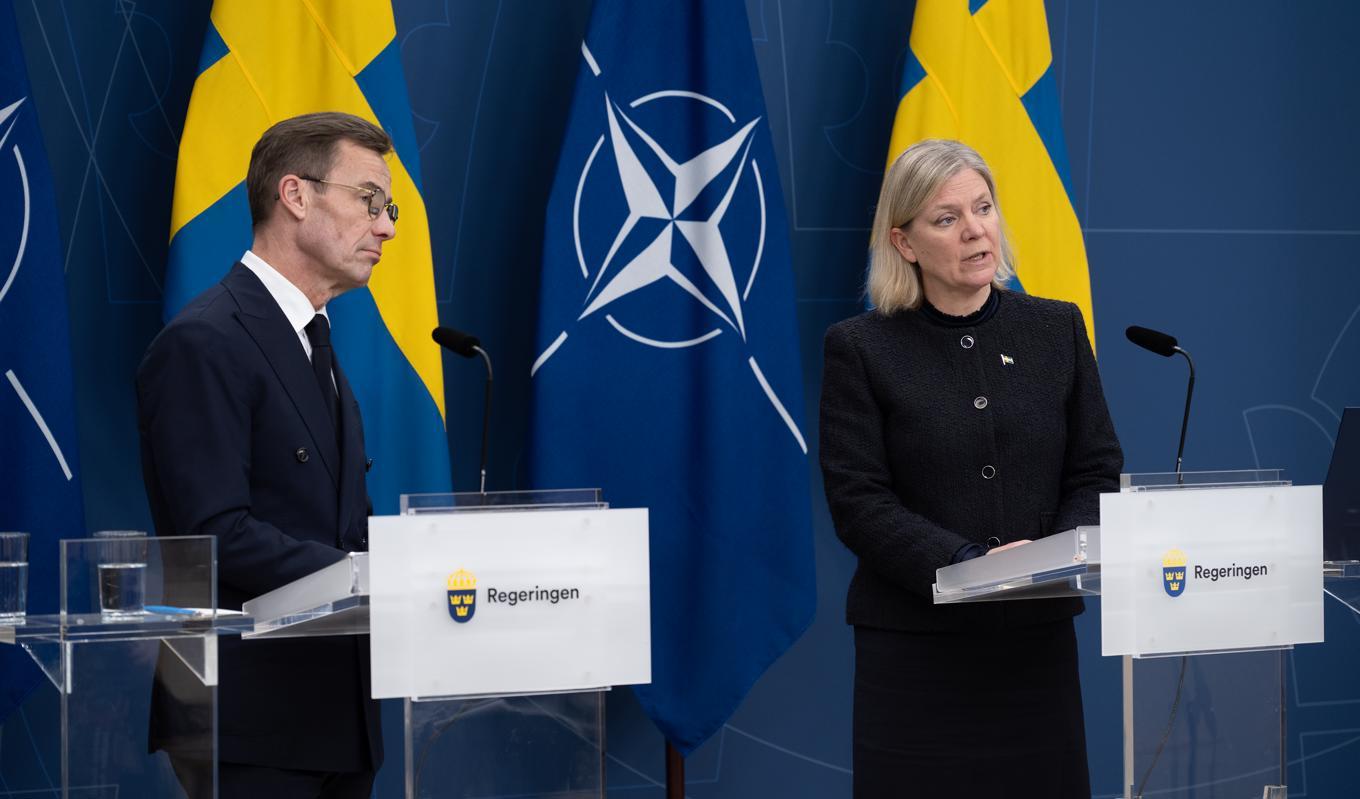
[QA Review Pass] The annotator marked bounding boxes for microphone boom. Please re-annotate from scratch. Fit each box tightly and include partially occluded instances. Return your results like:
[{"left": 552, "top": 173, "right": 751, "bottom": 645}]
[
  {"left": 431, "top": 326, "right": 494, "bottom": 493},
  {"left": 1125, "top": 324, "right": 1195, "bottom": 476}
]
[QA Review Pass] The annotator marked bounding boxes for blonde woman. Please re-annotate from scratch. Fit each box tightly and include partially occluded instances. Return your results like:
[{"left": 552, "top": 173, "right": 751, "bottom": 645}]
[{"left": 819, "top": 139, "right": 1122, "bottom": 798}]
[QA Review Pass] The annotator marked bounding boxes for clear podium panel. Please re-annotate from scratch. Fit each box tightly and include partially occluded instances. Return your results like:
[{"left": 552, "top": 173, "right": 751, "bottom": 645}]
[
  {"left": 0, "top": 637, "right": 204, "bottom": 799},
  {"left": 0, "top": 535, "right": 221, "bottom": 798},
  {"left": 61, "top": 637, "right": 211, "bottom": 799},
  {"left": 400, "top": 488, "right": 606, "bottom": 514},
  {"left": 1323, "top": 560, "right": 1360, "bottom": 615},
  {"left": 1101, "top": 479, "right": 1322, "bottom": 658},
  {"left": 60, "top": 534, "right": 216, "bottom": 624},
  {"left": 404, "top": 691, "right": 604, "bottom": 799},
  {"left": 1124, "top": 650, "right": 1284, "bottom": 799},
  {"left": 389, "top": 490, "right": 622, "bottom": 799},
  {"left": 933, "top": 526, "right": 1100, "bottom": 603},
  {"left": 241, "top": 552, "right": 369, "bottom": 640},
  {"left": 1120, "top": 469, "right": 1289, "bottom": 490},
  {"left": 370, "top": 499, "right": 649, "bottom": 700}
]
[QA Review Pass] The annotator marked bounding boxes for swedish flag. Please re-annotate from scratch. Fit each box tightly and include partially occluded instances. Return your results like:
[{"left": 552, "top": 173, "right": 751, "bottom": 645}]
[
  {"left": 889, "top": 0, "right": 1095, "bottom": 345},
  {"left": 165, "top": 2, "right": 450, "bottom": 509}
]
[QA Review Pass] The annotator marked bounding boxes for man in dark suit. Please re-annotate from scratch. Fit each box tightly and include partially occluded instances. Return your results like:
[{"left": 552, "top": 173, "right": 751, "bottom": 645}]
[{"left": 137, "top": 112, "right": 400, "bottom": 798}]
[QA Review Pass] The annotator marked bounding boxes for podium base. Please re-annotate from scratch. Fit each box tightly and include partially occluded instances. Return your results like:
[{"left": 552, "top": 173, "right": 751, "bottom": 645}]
[{"left": 404, "top": 691, "right": 605, "bottom": 799}]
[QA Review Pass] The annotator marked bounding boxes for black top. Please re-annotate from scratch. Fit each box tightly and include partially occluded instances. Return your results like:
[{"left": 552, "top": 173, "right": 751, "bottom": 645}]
[
  {"left": 925, "top": 290, "right": 998, "bottom": 564},
  {"left": 919, "top": 285, "right": 999, "bottom": 328},
  {"left": 818, "top": 289, "right": 1123, "bottom": 632}
]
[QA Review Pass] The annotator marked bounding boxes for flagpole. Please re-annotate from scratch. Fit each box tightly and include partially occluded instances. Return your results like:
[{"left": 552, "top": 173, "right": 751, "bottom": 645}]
[{"left": 665, "top": 741, "right": 685, "bottom": 798}]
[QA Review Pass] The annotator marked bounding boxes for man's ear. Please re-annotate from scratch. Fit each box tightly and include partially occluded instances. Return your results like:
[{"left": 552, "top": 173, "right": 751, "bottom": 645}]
[
  {"left": 276, "top": 174, "right": 308, "bottom": 221},
  {"left": 888, "top": 226, "right": 916, "bottom": 264}
]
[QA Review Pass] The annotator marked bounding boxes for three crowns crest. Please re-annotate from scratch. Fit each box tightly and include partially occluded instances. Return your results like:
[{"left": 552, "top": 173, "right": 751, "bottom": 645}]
[
  {"left": 447, "top": 569, "right": 477, "bottom": 622},
  {"left": 1162, "top": 549, "right": 1187, "bottom": 597}
]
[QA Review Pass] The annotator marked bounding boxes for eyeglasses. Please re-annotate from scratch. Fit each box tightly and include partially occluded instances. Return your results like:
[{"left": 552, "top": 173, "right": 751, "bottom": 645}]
[{"left": 299, "top": 176, "right": 398, "bottom": 222}]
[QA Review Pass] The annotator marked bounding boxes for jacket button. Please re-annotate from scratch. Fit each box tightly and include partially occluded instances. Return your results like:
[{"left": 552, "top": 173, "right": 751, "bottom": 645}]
[
  {"left": 981, "top": 464, "right": 996, "bottom": 479},
  {"left": 960, "top": 335, "right": 975, "bottom": 349},
  {"left": 295, "top": 447, "right": 309, "bottom": 463},
  {"left": 974, "top": 396, "right": 988, "bottom": 409}
]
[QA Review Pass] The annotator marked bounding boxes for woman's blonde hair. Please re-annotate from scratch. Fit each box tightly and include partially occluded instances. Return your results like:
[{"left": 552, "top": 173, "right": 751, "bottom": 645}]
[{"left": 867, "top": 139, "right": 1015, "bottom": 314}]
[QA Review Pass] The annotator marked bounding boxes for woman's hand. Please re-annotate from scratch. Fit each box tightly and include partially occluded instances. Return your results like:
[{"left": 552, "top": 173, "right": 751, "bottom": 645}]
[{"left": 986, "top": 539, "right": 1033, "bottom": 555}]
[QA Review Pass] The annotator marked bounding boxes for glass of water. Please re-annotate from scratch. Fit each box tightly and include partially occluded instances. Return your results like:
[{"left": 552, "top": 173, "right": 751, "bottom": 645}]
[
  {"left": 93, "top": 530, "right": 147, "bottom": 620},
  {"left": 0, "top": 532, "right": 28, "bottom": 624}
]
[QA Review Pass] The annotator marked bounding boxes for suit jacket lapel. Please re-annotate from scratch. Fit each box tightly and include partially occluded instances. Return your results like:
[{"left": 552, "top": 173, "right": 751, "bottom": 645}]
[{"left": 222, "top": 264, "right": 341, "bottom": 490}]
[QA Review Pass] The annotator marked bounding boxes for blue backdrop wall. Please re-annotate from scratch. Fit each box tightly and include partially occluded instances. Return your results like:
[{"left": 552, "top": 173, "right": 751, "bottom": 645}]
[{"left": 3, "top": 1, "right": 1359, "bottom": 797}]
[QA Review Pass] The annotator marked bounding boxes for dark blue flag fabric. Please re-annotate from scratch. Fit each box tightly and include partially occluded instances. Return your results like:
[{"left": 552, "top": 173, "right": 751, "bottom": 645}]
[
  {"left": 528, "top": 0, "right": 815, "bottom": 754},
  {"left": 0, "top": 2, "right": 86, "bottom": 720}
]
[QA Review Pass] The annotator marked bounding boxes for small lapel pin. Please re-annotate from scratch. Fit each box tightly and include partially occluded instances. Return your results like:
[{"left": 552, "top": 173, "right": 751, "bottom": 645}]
[{"left": 1000, "top": 354, "right": 1015, "bottom": 366}]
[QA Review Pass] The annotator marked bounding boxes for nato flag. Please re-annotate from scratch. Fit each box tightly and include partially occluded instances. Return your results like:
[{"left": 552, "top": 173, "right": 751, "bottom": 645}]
[
  {"left": 528, "top": 0, "right": 816, "bottom": 754},
  {"left": 0, "top": 1, "right": 86, "bottom": 720}
]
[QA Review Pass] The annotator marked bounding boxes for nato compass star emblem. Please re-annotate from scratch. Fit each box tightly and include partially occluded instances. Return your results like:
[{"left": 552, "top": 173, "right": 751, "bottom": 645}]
[{"left": 532, "top": 44, "right": 806, "bottom": 453}]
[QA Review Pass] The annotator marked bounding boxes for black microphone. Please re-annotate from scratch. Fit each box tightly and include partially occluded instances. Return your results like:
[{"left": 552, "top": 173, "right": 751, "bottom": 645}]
[
  {"left": 432, "top": 326, "right": 481, "bottom": 358},
  {"left": 1125, "top": 325, "right": 1179, "bottom": 358},
  {"left": 432, "top": 326, "right": 494, "bottom": 493},
  {"left": 1125, "top": 325, "right": 1196, "bottom": 478}
]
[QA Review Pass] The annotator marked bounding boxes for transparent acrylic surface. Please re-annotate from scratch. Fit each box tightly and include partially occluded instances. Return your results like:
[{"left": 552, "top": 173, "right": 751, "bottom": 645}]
[
  {"left": 391, "top": 490, "right": 613, "bottom": 799},
  {"left": 400, "top": 488, "right": 605, "bottom": 514},
  {"left": 1120, "top": 469, "right": 1289, "bottom": 491},
  {"left": 0, "top": 531, "right": 29, "bottom": 623},
  {"left": 933, "top": 527, "right": 1100, "bottom": 603},
  {"left": 243, "top": 593, "right": 368, "bottom": 639},
  {"left": 404, "top": 691, "right": 604, "bottom": 799},
  {"left": 1322, "top": 560, "right": 1360, "bottom": 614},
  {"left": 0, "top": 535, "right": 225, "bottom": 798},
  {"left": 242, "top": 552, "right": 369, "bottom": 640},
  {"left": 237, "top": 490, "right": 613, "bottom": 641},
  {"left": 66, "top": 638, "right": 214, "bottom": 798},
  {"left": 1124, "top": 650, "right": 1284, "bottom": 799},
  {"left": 61, "top": 534, "right": 217, "bottom": 623}
]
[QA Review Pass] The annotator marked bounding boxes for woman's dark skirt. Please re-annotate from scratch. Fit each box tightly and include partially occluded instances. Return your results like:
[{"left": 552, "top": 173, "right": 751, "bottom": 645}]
[{"left": 853, "top": 619, "right": 1090, "bottom": 799}]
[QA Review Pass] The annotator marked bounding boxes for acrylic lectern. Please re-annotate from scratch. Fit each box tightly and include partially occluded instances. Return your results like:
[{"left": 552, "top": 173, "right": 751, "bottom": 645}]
[
  {"left": 240, "top": 489, "right": 652, "bottom": 799},
  {"left": 935, "top": 471, "right": 1331, "bottom": 799},
  {"left": 0, "top": 534, "right": 248, "bottom": 798}
]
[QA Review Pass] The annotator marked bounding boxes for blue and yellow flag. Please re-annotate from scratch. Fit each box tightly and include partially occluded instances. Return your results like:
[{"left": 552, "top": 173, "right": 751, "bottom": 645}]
[
  {"left": 890, "top": 0, "right": 1095, "bottom": 344},
  {"left": 0, "top": 0, "right": 85, "bottom": 719},
  {"left": 166, "top": 2, "right": 450, "bottom": 509}
]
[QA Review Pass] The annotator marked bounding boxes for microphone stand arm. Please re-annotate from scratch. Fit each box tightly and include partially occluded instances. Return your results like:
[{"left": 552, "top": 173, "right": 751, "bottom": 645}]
[
  {"left": 1173, "top": 346, "right": 1195, "bottom": 480},
  {"left": 473, "top": 346, "right": 493, "bottom": 494}
]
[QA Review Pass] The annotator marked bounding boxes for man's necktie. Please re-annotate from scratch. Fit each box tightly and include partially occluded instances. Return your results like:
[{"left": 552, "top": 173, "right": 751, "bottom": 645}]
[{"left": 304, "top": 314, "right": 340, "bottom": 436}]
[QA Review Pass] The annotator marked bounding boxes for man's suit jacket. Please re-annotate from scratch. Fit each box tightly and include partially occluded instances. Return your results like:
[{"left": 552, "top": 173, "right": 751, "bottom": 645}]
[{"left": 137, "top": 263, "right": 381, "bottom": 773}]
